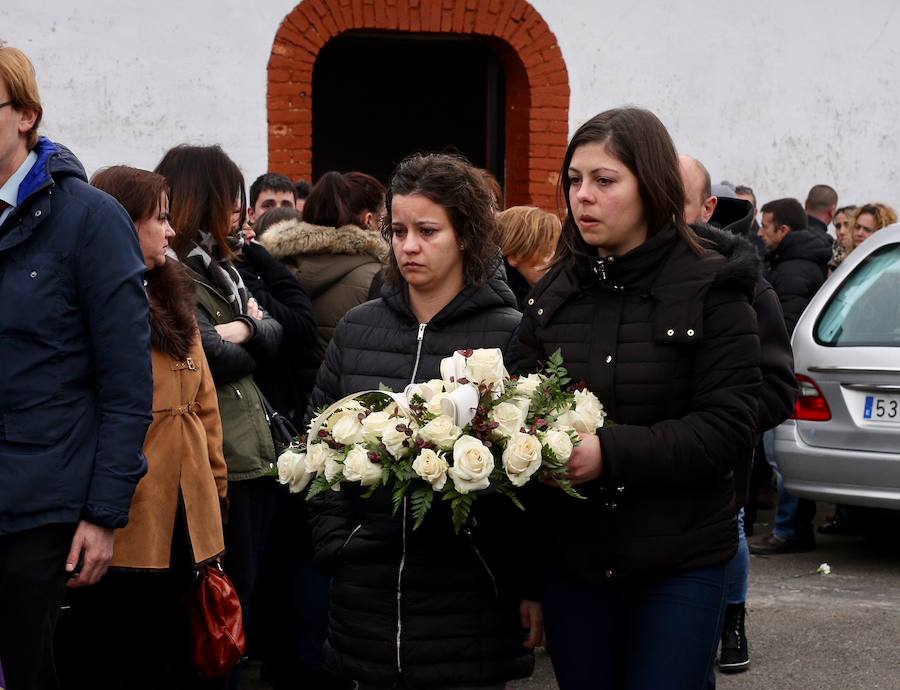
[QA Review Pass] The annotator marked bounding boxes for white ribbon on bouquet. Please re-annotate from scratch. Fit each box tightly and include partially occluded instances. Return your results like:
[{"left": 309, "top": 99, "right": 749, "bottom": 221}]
[{"left": 306, "top": 351, "right": 495, "bottom": 441}]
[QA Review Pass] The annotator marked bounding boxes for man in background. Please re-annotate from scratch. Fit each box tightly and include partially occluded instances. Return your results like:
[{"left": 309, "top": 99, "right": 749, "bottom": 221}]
[
  {"left": 248, "top": 172, "right": 297, "bottom": 230},
  {"left": 804, "top": 184, "right": 838, "bottom": 237}
]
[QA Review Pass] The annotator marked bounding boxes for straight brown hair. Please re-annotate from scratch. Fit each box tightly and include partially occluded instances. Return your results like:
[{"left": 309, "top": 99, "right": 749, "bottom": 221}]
[
  {"left": 90, "top": 165, "right": 168, "bottom": 224},
  {"left": 556, "top": 107, "right": 703, "bottom": 265},
  {"left": 154, "top": 144, "right": 246, "bottom": 260}
]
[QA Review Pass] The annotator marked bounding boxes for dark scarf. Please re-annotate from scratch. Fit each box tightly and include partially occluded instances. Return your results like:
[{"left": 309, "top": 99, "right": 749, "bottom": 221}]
[{"left": 184, "top": 230, "right": 249, "bottom": 314}]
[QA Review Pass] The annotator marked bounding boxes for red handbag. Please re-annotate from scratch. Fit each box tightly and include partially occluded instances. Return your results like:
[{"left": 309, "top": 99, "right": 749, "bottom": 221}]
[{"left": 189, "top": 562, "right": 247, "bottom": 678}]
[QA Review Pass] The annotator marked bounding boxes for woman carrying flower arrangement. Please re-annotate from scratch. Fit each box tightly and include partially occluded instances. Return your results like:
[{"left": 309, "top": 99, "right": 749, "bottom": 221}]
[
  {"left": 306, "top": 154, "right": 537, "bottom": 689},
  {"left": 517, "top": 108, "right": 762, "bottom": 689}
]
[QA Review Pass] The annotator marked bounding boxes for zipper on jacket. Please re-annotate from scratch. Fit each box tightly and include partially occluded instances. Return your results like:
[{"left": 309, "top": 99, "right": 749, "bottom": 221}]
[
  {"left": 465, "top": 527, "right": 498, "bottom": 597},
  {"left": 340, "top": 523, "right": 362, "bottom": 553},
  {"left": 396, "top": 496, "right": 408, "bottom": 673},
  {"left": 408, "top": 324, "right": 427, "bottom": 385},
  {"left": 231, "top": 385, "right": 242, "bottom": 400}
]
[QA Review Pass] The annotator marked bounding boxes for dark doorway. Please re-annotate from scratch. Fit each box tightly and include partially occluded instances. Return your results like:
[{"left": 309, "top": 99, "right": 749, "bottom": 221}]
[{"left": 312, "top": 32, "right": 506, "bottom": 186}]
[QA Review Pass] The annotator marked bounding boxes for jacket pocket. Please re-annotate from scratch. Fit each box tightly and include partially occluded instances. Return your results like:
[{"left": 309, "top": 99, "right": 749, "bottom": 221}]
[
  {"left": 215, "top": 378, "right": 275, "bottom": 477},
  {"left": 2, "top": 402, "right": 84, "bottom": 447},
  {"left": 465, "top": 528, "right": 499, "bottom": 598},
  {"left": 337, "top": 523, "right": 363, "bottom": 559},
  {"left": 1, "top": 252, "right": 65, "bottom": 338}
]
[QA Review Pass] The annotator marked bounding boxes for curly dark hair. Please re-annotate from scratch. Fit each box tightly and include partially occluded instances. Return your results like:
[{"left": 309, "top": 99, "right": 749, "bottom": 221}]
[{"left": 381, "top": 153, "right": 499, "bottom": 287}]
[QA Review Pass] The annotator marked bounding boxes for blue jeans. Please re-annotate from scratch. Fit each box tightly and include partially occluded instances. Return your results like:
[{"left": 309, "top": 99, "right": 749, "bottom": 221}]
[
  {"left": 724, "top": 509, "right": 749, "bottom": 605},
  {"left": 763, "top": 429, "right": 815, "bottom": 541},
  {"left": 543, "top": 564, "right": 727, "bottom": 690}
]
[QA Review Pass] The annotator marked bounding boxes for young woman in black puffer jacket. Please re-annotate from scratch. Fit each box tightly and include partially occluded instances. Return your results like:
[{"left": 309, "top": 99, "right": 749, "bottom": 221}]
[
  {"left": 516, "top": 108, "right": 762, "bottom": 690},
  {"left": 307, "top": 154, "right": 537, "bottom": 690}
]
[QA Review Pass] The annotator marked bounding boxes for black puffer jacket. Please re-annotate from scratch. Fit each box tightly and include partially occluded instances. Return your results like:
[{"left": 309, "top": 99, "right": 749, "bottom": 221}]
[
  {"left": 692, "top": 224, "right": 798, "bottom": 505},
  {"left": 765, "top": 229, "right": 832, "bottom": 335},
  {"left": 307, "top": 276, "right": 532, "bottom": 689},
  {"left": 517, "top": 228, "right": 761, "bottom": 582}
]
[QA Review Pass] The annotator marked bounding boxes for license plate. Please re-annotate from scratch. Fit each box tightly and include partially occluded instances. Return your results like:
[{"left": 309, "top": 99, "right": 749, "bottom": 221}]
[{"left": 863, "top": 395, "right": 900, "bottom": 422}]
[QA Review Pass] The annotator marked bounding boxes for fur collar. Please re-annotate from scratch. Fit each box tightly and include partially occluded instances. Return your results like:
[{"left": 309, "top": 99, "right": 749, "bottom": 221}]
[
  {"left": 259, "top": 219, "right": 388, "bottom": 261},
  {"left": 146, "top": 260, "right": 197, "bottom": 361}
]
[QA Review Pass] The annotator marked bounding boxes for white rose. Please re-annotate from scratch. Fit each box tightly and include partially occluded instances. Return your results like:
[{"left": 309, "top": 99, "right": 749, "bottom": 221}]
[
  {"left": 502, "top": 432, "right": 543, "bottom": 487},
  {"left": 425, "top": 393, "right": 450, "bottom": 417},
  {"left": 382, "top": 417, "right": 415, "bottom": 459},
  {"left": 361, "top": 410, "right": 396, "bottom": 441},
  {"left": 489, "top": 401, "right": 526, "bottom": 440},
  {"left": 448, "top": 435, "right": 494, "bottom": 494},
  {"left": 515, "top": 373, "right": 543, "bottom": 398},
  {"left": 342, "top": 445, "right": 383, "bottom": 486},
  {"left": 324, "top": 454, "right": 343, "bottom": 490},
  {"left": 558, "top": 389, "right": 606, "bottom": 433},
  {"left": 305, "top": 442, "right": 335, "bottom": 474},
  {"left": 418, "top": 415, "right": 462, "bottom": 449},
  {"left": 552, "top": 410, "right": 577, "bottom": 431},
  {"left": 542, "top": 428, "right": 574, "bottom": 463},
  {"left": 290, "top": 454, "right": 314, "bottom": 492},
  {"left": 509, "top": 396, "right": 533, "bottom": 417},
  {"left": 412, "top": 448, "right": 449, "bottom": 490},
  {"left": 276, "top": 450, "right": 306, "bottom": 484},
  {"left": 331, "top": 410, "right": 367, "bottom": 446},
  {"left": 325, "top": 399, "right": 363, "bottom": 424},
  {"left": 425, "top": 379, "right": 446, "bottom": 394},
  {"left": 464, "top": 348, "right": 508, "bottom": 388}
]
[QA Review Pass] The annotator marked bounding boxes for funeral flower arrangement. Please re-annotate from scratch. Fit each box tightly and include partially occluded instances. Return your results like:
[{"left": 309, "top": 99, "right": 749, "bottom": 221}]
[{"left": 277, "top": 349, "right": 606, "bottom": 532}]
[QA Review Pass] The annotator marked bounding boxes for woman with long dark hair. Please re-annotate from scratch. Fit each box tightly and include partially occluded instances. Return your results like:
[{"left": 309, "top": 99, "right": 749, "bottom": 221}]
[
  {"left": 155, "top": 145, "right": 283, "bottom": 688},
  {"left": 57, "top": 166, "right": 227, "bottom": 688},
  {"left": 307, "top": 154, "right": 537, "bottom": 689},
  {"left": 517, "top": 108, "right": 761, "bottom": 688}
]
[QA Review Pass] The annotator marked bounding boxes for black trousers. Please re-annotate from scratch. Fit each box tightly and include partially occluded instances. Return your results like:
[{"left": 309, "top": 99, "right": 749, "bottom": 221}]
[
  {"left": 222, "top": 477, "right": 277, "bottom": 690},
  {"left": 55, "top": 507, "right": 226, "bottom": 690},
  {"left": 0, "top": 522, "right": 77, "bottom": 690}
]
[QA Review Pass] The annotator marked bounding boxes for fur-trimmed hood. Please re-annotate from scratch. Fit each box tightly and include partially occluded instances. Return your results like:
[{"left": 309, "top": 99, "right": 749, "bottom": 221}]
[{"left": 259, "top": 219, "right": 388, "bottom": 261}]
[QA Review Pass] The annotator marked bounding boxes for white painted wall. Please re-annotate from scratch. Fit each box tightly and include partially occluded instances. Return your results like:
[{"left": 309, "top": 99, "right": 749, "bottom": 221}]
[{"left": 6, "top": 0, "right": 899, "bottom": 211}]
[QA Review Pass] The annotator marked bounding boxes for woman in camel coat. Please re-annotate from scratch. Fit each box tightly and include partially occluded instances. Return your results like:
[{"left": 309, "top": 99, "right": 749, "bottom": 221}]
[{"left": 57, "top": 166, "right": 228, "bottom": 690}]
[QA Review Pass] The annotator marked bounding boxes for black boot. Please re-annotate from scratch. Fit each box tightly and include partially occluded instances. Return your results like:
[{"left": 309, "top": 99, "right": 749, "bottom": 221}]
[{"left": 718, "top": 603, "right": 750, "bottom": 673}]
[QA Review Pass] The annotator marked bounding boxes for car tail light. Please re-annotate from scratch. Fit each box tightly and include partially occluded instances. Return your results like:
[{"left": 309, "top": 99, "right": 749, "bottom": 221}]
[{"left": 793, "top": 375, "right": 832, "bottom": 421}]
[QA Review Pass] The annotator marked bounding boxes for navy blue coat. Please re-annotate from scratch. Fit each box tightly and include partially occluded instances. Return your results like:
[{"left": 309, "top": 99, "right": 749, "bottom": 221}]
[{"left": 0, "top": 138, "right": 152, "bottom": 534}]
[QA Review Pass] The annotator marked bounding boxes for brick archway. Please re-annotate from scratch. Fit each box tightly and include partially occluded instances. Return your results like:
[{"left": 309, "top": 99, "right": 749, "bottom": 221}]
[{"left": 267, "top": 0, "right": 569, "bottom": 208}]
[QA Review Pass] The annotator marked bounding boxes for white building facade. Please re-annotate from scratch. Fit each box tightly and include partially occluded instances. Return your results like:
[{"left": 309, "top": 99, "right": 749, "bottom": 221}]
[{"left": 6, "top": 0, "right": 899, "bottom": 211}]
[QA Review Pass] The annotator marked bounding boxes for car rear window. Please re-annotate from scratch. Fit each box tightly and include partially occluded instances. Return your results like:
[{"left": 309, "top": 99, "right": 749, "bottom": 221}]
[{"left": 816, "top": 243, "right": 900, "bottom": 346}]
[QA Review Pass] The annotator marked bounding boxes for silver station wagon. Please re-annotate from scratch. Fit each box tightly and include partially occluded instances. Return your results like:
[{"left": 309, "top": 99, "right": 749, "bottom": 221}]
[{"left": 776, "top": 224, "right": 900, "bottom": 509}]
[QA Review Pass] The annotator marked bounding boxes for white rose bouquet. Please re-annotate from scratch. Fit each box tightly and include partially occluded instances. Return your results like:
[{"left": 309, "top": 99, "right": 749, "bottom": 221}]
[{"left": 276, "top": 349, "right": 605, "bottom": 532}]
